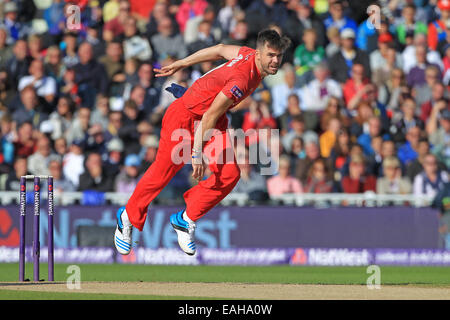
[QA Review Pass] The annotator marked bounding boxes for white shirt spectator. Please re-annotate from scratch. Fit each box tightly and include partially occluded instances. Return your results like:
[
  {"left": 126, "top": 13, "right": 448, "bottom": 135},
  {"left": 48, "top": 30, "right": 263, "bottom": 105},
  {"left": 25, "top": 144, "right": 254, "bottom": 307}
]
[
  {"left": 301, "top": 78, "right": 342, "bottom": 112},
  {"left": 413, "top": 171, "right": 449, "bottom": 198},
  {"left": 402, "top": 45, "right": 444, "bottom": 74},
  {"left": 18, "top": 75, "right": 57, "bottom": 98},
  {"left": 63, "top": 152, "right": 85, "bottom": 188}
]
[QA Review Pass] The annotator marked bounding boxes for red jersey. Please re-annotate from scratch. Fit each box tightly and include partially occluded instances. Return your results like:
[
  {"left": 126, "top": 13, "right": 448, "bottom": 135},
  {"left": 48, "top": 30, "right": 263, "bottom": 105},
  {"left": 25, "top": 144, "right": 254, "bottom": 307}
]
[{"left": 181, "top": 46, "right": 262, "bottom": 117}]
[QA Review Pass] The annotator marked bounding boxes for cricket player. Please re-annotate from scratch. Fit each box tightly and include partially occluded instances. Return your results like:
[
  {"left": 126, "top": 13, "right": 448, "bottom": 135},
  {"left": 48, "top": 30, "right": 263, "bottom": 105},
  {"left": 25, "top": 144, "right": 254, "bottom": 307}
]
[{"left": 114, "top": 29, "right": 291, "bottom": 255}]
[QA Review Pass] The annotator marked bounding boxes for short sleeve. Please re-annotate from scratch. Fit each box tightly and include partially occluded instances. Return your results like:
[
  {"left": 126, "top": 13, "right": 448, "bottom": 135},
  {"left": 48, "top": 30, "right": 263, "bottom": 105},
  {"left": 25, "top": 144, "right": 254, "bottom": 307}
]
[{"left": 221, "top": 74, "right": 249, "bottom": 103}]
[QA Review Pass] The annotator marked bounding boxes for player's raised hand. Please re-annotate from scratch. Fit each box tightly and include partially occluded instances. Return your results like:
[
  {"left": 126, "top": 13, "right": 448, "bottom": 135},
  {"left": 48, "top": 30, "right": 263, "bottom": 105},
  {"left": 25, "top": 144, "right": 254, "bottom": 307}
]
[{"left": 153, "top": 60, "right": 185, "bottom": 78}]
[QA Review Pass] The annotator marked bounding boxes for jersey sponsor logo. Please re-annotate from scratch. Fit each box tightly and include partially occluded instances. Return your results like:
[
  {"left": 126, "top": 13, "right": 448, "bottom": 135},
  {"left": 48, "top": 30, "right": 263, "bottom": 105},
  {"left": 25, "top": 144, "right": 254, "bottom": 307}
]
[{"left": 230, "top": 85, "right": 243, "bottom": 99}]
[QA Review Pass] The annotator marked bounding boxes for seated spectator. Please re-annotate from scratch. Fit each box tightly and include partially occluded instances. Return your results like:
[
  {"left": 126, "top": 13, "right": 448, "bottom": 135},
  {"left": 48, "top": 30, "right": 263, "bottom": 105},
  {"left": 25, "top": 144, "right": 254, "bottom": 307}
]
[
  {"left": 63, "top": 139, "right": 86, "bottom": 189},
  {"left": 53, "top": 137, "right": 68, "bottom": 159},
  {"left": 389, "top": 97, "right": 424, "bottom": 145},
  {"left": 103, "top": 0, "right": 130, "bottom": 40},
  {"left": 420, "top": 82, "right": 447, "bottom": 123},
  {"left": 293, "top": 28, "right": 325, "bottom": 85},
  {"left": 328, "top": 28, "right": 370, "bottom": 84},
  {"left": 18, "top": 59, "right": 57, "bottom": 105},
  {"left": 341, "top": 154, "right": 377, "bottom": 193},
  {"left": 394, "top": 4, "right": 427, "bottom": 47},
  {"left": 277, "top": 93, "right": 303, "bottom": 135},
  {"left": 176, "top": 0, "right": 209, "bottom": 34},
  {"left": 27, "top": 134, "right": 53, "bottom": 176},
  {"left": 73, "top": 42, "right": 109, "bottom": 108},
  {"left": 367, "top": 139, "right": 397, "bottom": 178},
  {"left": 329, "top": 127, "right": 351, "bottom": 176},
  {"left": 413, "top": 153, "right": 449, "bottom": 198},
  {"left": 61, "top": 31, "right": 79, "bottom": 68},
  {"left": 48, "top": 157, "right": 76, "bottom": 192},
  {"left": 301, "top": 61, "right": 342, "bottom": 113},
  {"left": 343, "top": 63, "right": 371, "bottom": 111},
  {"left": 104, "top": 137, "right": 124, "bottom": 176},
  {"left": 90, "top": 94, "right": 110, "bottom": 130},
  {"left": 319, "top": 116, "right": 341, "bottom": 158},
  {"left": 325, "top": 27, "right": 340, "bottom": 58},
  {"left": 407, "top": 45, "right": 440, "bottom": 88},
  {"left": 13, "top": 121, "right": 36, "bottom": 158},
  {"left": 44, "top": 45, "right": 66, "bottom": 86},
  {"left": 376, "top": 156, "right": 412, "bottom": 194},
  {"left": 323, "top": 0, "right": 357, "bottom": 33},
  {"left": 65, "top": 106, "right": 91, "bottom": 145},
  {"left": 242, "top": 99, "right": 277, "bottom": 134},
  {"left": 139, "top": 134, "right": 158, "bottom": 173},
  {"left": 303, "top": 158, "right": 333, "bottom": 193},
  {"left": 3, "top": 39, "right": 31, "bottom": 90},
  {"left": 244, "top": 0, "right": 288, "bottom": 38},
  {"left": 413, "top": 65, "right": 441, "bottom": 109},
  {"left": 186, "top": 19, "right": 220, "bottom": 55},
  {"left": 294, "top": 139, "right": 328, "bottom": 184},
  {"left": 5, "top": 156, "right": 28, "bottom": 191},
  {"left": 232, "top": 147, "right": 268, "bottom": 202},
  {"left": 282, "top": 114, "right": 318, "bottom": 154},
  {"left": 0, "top": 113, "right": 15, "bottom": 166},
  {"left": 267, "top": 155, "right": 303, "bottom": 196},
  {"left": 270, "top": 64, "right": 303, "bottom": 118},
  {"left": 78, "top": 152, "right": 115, "bottom": 192},
  {"left": 397, "top": 125, "right": 422, "bottom": 166},
  {"left": 48, "top": 95, "right": 75, "bottom": 141},
  {"left": 427, "top": 106, "right": 450, "bottom": 169},
  {"left": 357, "top": 116, "right": 383, "bottom": 157},
  {"left": 377, "top": 68, "right": 406, "bottom": 116},
  {"left": 115, "top": 153, "right": 142, "bottom": 193},
  {"left": 319, "top": 96, "right": 348, "bottom": 132},
  {"left": 12, "top": 86, "right": 48, "bottom": 129},
  {"left": 122, "top": 16, "right": 153, "bottom": 62},
  {"left": 217, "top": 0, "right": 241, "bottom": 35},
  {"left": 151, "top": 16, "right": 188, "bottom": 62},
  {"left": 99, "top": 40, "right": 125, "bottom": 83}
]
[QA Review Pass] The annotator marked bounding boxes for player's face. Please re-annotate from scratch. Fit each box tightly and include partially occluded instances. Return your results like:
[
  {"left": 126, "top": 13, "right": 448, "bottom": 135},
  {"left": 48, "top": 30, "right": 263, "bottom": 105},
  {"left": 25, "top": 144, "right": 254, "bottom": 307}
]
[{"left": 257, "top": 43, "right": 284, "bottom": 76}]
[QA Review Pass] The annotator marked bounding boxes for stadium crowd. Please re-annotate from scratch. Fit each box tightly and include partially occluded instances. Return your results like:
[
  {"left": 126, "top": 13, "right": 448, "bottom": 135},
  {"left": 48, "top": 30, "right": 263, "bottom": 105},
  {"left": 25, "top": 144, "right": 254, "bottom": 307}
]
[{"left": 0, "top": 0, "right": 448, "bottom": 204}]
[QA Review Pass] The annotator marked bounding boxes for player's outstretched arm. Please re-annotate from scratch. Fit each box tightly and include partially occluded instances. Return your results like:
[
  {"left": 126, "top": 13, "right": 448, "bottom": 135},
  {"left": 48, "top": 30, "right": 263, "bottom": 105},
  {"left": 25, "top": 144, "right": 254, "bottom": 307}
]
[{"left": 154, "top": 44, "right": 241, "bottom": 78}]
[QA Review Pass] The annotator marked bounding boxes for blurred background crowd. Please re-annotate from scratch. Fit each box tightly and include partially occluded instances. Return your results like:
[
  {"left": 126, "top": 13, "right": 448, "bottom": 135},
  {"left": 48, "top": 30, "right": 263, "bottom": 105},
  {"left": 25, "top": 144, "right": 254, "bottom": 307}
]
[{"left": 0, "top": 0, "right": 448, "bottom": 205}]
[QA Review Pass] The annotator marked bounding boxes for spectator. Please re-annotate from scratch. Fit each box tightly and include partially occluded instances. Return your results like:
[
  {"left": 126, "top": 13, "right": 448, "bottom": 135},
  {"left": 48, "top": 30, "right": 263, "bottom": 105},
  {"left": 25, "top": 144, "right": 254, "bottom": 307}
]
[
  {"left": 402, "top": 33, "right": 443, "bottom": 75},
  {"left": 343, "top": 63, "right": 371, "bottom": 111},
  {"left": 319, "top": 116, "right": 341, "bottom": 158},
  {"left": 407, "top": 45, "right": 441, "bottom": 88},
  {"left": 78, "top": 152, "right": 115, "bottom": 192},
  {"left": 242, "top": 99, "right": 277, "bottom": 133},
  {"left": 65, "top": 106, "right": 91, "bottom": 145},
  {"left": 73, "top": 42, "right": 109, "bottom": 108},
  {"left": 61, "top": 31, "right": 79, "bottom": 68},
  {"left": 232, "top": 147, "right": 268, "bottom": 201},
  {"left": 420, "top": 82, "right": 447, "bottom": 123},
  {"left": 2, "top": 1, "right": 29, "bottom": 45},
  {"left": 278, "top": 93, "right": 303, "bottom": 135},
  {"left": 294, "top": 139, "right": 327, "bottom": 184},
  {"left": 329, "top": 127, "right": 351, "bottom": 176},
  {"left": 325, "top": 27, "right": 340, "bottom": 58},
  {"left": 376, "top": 156, "right": 412, "bottom": 194},
  {"left": 329, "top": 28, "right": 371, "bottom": 84},
  {"left": 413, "top": 65, "right": 441, "bottom": 109},
  {"left": 13, "top": 121, "right": 35, "bottom": 158},
  {"left": 427, "top": 105, "right": 450, "bottom": 169},
  {"left": 62, "top": 139, "right": 86, "bottom": 188},
  {"left": 270, "top": 64, "right": 303, "bottom": 118},
  {"left": 217, "top": 0, "right": 241, "bottom": 35},
  {"left": 90, "top": 95, "right": 110, "bottom": 130},
  {"left": 413, "top": 153, "right": 449, "bottom": 198},
  {"left": 282, "top": 114, "right": 317, "bottom": 154},
  {"left": 12, "top": 86, "right": 48, "bottom": 129},
  {"left": 394, "top": 4, "right": 427, "bottom": 47},
  {"left": 370, "top": 34, "right": 403, "bottom": 82},
  {"left": 377, "top": 68, "right": 406, "bottom": 112},
  {"left": 428, "top": 0, "right": 450, "bottom": 51},
  {"left": 303, "top": 158, "right": 333, "bottom": 193},
  {"left": 151, "top": 16, "right": 188, "bottom": 62},
  {"left": 104, "top": 137, "right": 124, "bottom": 176},
  {"left": 0, "top": 113, "right": 14, "bottom": 165},
  {"left": 267, "top": 155, "right": 303, "bottom": 196},
  {"left": 397, "top": 125, "right": 422, "bottom": 166},
  {"left": 103, "top": 0, "right": 131, "bottom": 40},
  {"left": 99, "top": 40, "right": 125, "bottom": 83},
  {"left": 48, "top": 157, "right": 76, "bottom": 192},
  {"left": 184, "top": 5, "right": 222, "bottom": 46},
  {"left": 0, "top": 27, "right": 13, "bottom": 70},
  {"left": 44, "top": 45, "right": 66, "bottom": 86},
  {"left": 223, "top": 20, "right": 252, "bottom": 47},
  {"left": 115, "top": 153, "right": 142, "bottom": 192},
  {"left": 5, "top": 156, "right": 28, "bottom": 191},
  {"left": 293, "top": 28, "right": 325, "bottom": 85},
  {"left": 139, "top": 133, "right": 158, "bottom": 172},
  {"left": 323, "top": 0, "right": 357, "bottom": 33},
  {"left": 341, "top": 154, "right": 377, "bottom": 193},
  {"left": 390, "top": 97, "right": 424, "bottom": 145},
  {"left": 176, "top": 0, "right": 209, "bottom": 34},
  {"left": 357, "top": 116, "right": 383, "bottom": 157},
  {"left": 27, "top": 134, "right": 53, "bottom": 176},
  {"left": 122, "top": 16, "right": 153, "bottom": 62},
  {"left": 301, "top": 61, "right": 342, "bottom": 112},
  {"left": 284, "top": 0, "right": 326, "bottom": 52},
  {"left": 53, "top": 137, "right": 67, "bottom": 159},
  {"left": 145, "top": 1, "right": 178, "bottom": 39},
  {"left": 18, "top": 59, "right": 57, "bottom": 105},
  {"left": 3, "top": 39, "right": 30, "bottom": 90},
  {"left": 367, "top": 139, "right": 397, "bottom": 178},
  {"left": 245, "top": 0, "right": 289, "bottom": 38}
]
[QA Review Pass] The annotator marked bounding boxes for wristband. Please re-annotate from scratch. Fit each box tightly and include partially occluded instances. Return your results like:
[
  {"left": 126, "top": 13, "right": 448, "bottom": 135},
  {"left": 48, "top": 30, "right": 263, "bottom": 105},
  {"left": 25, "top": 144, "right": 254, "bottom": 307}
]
[{"left": 192, "top": 148, "right": 202, "bottom": 154}]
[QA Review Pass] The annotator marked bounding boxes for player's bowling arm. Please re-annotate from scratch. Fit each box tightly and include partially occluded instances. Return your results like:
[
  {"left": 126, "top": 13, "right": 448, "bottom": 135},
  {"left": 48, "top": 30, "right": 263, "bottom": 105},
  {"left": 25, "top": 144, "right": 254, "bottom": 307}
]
[
  {"left": 154, "top": 44, "right": 241, "bottom": 77},
  {"left": 193, "top": 92, "right": 234, "bottom": 152}
]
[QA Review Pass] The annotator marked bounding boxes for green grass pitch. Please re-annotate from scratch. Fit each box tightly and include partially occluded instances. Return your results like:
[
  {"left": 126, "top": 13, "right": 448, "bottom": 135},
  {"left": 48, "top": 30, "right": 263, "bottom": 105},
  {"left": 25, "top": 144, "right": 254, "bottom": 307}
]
[{"left": 0, "top": 263, "right": 449, "bottom": 299}]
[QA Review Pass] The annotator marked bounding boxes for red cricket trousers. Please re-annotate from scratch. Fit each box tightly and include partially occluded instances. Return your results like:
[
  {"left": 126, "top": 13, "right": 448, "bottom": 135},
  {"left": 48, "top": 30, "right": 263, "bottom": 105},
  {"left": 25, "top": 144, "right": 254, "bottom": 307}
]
[{"left": 125, "top": 99, "right": 241, "bottom": 231}]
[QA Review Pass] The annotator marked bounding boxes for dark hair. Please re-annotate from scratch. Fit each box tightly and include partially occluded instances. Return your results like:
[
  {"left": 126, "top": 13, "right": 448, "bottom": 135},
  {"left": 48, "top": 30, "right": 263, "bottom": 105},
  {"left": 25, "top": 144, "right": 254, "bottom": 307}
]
[{"left": 256, "top": 29, "right": 291, "bottom": 52}]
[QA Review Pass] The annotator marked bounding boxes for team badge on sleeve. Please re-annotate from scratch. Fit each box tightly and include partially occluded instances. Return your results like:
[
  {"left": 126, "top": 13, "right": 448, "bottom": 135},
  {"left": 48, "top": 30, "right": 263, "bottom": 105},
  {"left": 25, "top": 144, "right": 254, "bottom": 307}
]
[{"left": 230, "top": 85, "right": 243, "bottom": 99}]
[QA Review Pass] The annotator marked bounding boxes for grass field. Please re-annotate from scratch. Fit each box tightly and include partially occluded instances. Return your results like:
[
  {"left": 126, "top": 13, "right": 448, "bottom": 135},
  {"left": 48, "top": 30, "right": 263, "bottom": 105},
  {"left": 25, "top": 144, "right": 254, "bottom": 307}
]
[{"left": 1, "top": 263, "right": 449, "bottom": 300}]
